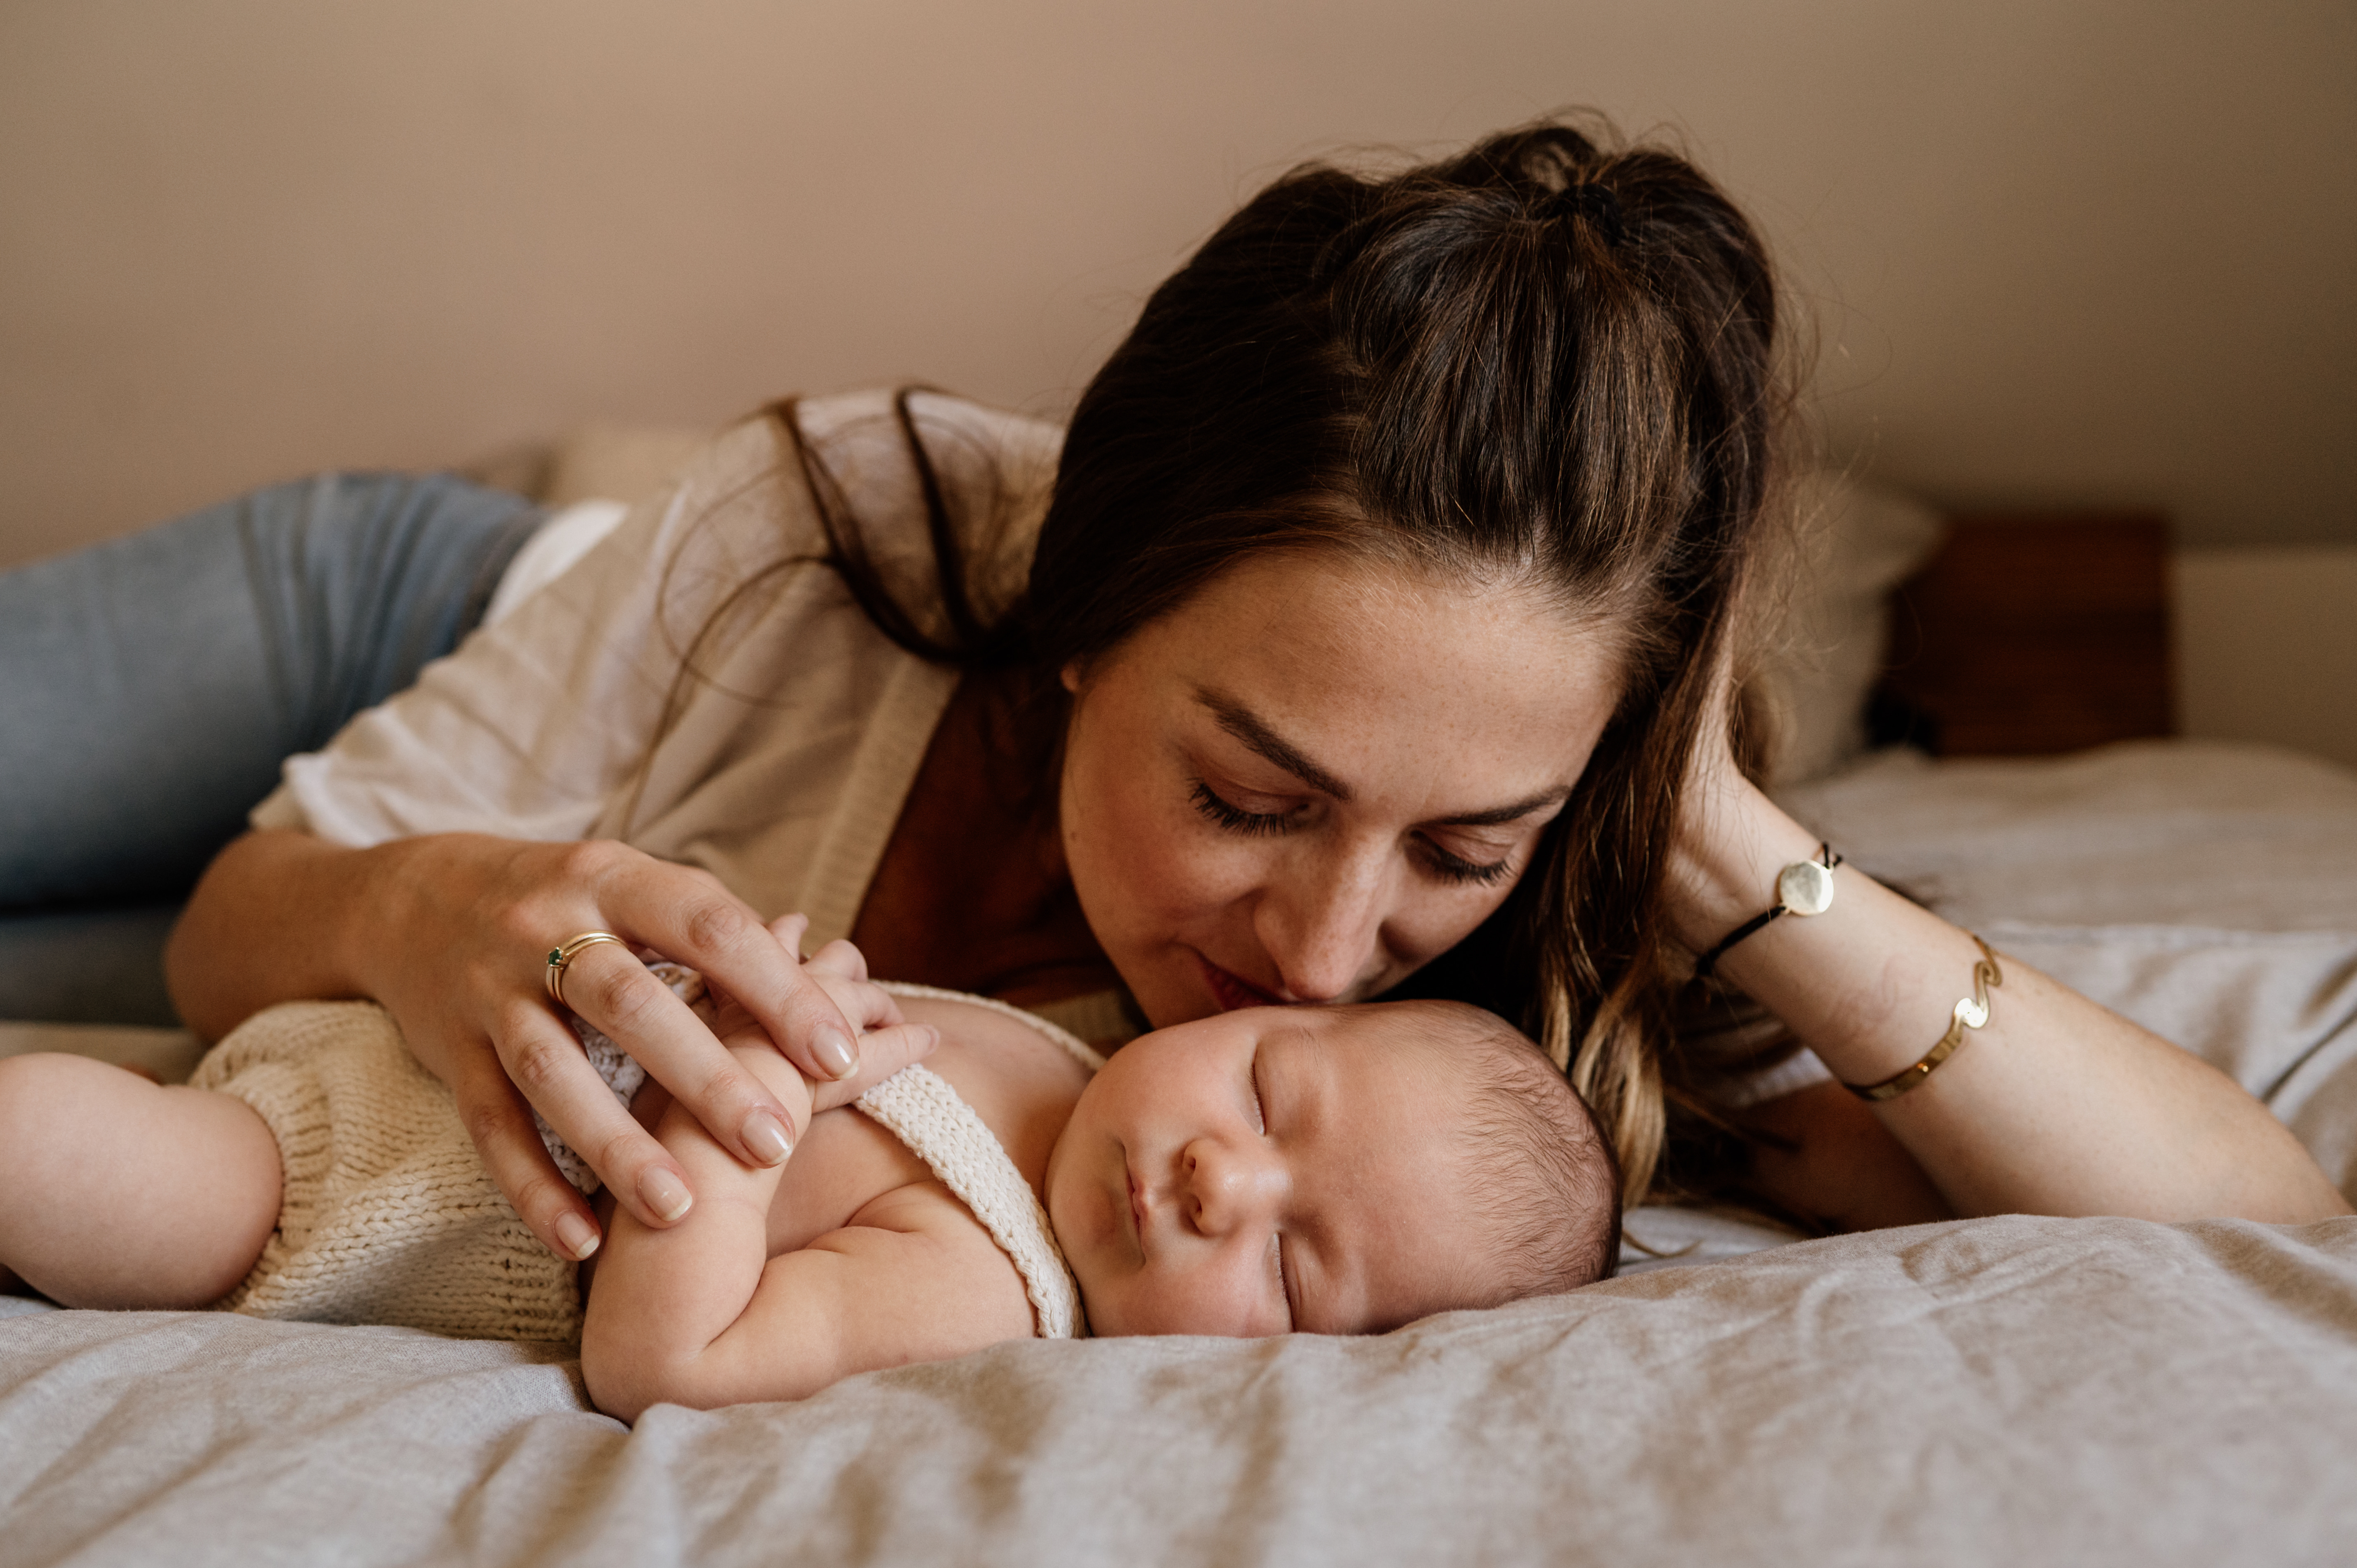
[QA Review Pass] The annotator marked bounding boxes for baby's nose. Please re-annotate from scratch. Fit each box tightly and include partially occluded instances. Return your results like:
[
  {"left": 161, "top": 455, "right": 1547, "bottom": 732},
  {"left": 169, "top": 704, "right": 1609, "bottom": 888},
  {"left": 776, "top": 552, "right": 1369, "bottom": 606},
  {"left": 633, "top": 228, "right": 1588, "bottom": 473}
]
[{"left": 1183, "top": 1137, "right": 1282, "bottom": 1233}]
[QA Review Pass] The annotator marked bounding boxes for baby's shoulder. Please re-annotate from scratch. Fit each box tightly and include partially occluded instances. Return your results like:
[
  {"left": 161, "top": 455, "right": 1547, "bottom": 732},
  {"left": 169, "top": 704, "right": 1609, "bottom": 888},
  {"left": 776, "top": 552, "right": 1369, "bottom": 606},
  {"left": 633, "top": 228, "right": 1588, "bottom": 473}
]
[
  {"left": 879, "top": 989, "right": 1093, "bottom": 1195},
  {"left": 888, "top": 990, "right": 1095, "bottom": 1104}
]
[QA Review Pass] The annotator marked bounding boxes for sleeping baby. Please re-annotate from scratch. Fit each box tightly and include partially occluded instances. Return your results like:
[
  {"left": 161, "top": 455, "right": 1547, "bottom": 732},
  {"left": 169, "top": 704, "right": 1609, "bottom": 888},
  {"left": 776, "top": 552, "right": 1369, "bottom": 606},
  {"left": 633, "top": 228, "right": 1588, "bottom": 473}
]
[{"left": 0, "top": 923, "right": 1622, "bottom": 1417}]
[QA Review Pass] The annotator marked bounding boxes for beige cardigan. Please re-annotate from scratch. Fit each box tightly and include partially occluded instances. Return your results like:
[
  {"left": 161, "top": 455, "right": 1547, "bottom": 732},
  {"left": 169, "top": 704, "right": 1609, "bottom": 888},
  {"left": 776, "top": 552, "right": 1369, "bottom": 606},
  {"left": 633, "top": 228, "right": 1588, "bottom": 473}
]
[{"left": 252, "top": 390, "right": 1062, "bottom": 952}]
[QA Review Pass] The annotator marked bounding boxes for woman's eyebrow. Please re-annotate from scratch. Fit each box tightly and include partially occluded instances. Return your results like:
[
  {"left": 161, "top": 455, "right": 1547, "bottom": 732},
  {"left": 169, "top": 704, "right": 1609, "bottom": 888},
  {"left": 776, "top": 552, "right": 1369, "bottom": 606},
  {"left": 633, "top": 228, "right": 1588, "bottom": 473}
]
[
  {"left": 1194, "top": 688, "right": 1352, "bottom": 800},
  {"left": 1433, "top": 787, "right": 1570, "bottom": 827}
]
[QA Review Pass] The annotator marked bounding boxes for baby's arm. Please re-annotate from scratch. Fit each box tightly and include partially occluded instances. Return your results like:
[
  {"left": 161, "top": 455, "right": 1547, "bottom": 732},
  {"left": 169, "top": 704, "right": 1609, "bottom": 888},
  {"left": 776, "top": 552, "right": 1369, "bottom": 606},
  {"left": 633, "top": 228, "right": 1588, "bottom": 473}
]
[{"left": 581, "top": 941, "right": 1017, "bottom": 1419}]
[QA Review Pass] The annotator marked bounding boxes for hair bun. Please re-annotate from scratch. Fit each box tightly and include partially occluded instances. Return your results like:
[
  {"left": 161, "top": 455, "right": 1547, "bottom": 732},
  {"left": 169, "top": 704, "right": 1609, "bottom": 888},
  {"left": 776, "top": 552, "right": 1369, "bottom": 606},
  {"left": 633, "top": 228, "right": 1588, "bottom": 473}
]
[{"left": 1543, "top": 182, "right": 1625, "bottom": 248}]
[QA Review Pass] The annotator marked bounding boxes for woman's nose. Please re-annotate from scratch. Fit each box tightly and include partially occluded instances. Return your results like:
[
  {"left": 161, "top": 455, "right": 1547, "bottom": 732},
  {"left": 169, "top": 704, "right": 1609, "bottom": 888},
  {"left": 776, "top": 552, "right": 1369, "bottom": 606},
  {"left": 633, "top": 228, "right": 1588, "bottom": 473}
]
[
  {"left": 1182, "top": 1136, "right": 1283, "bottom": 1236},
  {"left": 1255, "top": 842, "right": 1389, "bottom": 1002}
]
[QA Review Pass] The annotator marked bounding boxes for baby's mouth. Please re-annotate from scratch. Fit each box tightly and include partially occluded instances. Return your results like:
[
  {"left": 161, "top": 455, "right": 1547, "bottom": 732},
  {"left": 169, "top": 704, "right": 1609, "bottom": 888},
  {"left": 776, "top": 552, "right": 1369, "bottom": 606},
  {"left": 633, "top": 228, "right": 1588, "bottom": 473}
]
[
  {"left": 1198, "top": 955, "right": 1285, "bottom": 1013},
  {"left": 1126, "top": 1162, "right": 1148, "bottom": 1254}
]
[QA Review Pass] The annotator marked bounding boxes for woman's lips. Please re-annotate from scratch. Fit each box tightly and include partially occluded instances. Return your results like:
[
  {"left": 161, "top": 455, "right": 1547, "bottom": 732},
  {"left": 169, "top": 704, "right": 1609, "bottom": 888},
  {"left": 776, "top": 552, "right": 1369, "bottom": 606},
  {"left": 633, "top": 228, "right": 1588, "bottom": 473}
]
[{"left": 1199, "top": 955, "right": 1285, "bottom": 1013}]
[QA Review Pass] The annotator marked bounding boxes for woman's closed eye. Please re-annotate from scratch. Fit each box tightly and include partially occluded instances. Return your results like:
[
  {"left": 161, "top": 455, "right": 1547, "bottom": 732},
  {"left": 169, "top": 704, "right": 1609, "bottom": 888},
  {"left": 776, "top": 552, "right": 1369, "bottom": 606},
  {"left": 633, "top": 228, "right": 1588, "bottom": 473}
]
[
  {"left": 1190, "top": 778, "right": 1298, "bottom": 837},
  {"left": 1415, "top": 834, "right": 1515, "bottom": 887},
  {"left": 1196, "top": 776, "right": 1517, "bottom": 889}
]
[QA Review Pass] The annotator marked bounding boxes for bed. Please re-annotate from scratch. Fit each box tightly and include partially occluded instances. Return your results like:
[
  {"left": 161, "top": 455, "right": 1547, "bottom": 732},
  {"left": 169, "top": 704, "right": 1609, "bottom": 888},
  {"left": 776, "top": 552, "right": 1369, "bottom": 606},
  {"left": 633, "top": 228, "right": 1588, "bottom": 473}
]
[{"left": 5, "top": 461, "right": 2355, "bottom": 1566}]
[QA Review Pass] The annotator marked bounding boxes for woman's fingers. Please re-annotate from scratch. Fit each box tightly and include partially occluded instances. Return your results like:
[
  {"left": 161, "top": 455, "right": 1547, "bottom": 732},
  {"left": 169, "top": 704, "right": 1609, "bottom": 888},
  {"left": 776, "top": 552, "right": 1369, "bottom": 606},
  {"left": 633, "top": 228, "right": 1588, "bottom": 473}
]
[
  {"left": 807, "top": 1021, "right": 939, "bottom": 1115},
  {"left": 448, "top": 1041, "right": 608, "bottom": 1261},
  {"left": 550, "top": 937, "right": 799, "bottom": 1182},
  {"left": 604, "top": 869, "right": 865, "bottom": 1086},
  {"left": 490, "top": 1000, "right": 706, "bottom": 1233},
  {"left": 804, "top": 943, "right": 903, "bottom": 1032}
]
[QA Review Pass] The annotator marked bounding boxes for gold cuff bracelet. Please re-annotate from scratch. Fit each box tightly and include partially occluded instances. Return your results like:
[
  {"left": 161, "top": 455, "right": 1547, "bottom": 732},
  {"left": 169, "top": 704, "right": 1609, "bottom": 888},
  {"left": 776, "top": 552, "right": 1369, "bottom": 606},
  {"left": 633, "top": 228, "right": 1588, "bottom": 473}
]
[{"left": 1844, "top": 934, "right": 2004, "bottom": 1103}]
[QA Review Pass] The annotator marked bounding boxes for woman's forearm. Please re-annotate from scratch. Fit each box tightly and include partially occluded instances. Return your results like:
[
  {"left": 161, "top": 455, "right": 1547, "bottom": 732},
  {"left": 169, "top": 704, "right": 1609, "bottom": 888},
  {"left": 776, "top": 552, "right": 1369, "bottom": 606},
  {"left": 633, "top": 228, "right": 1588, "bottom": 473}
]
[
  {"left": 165, "top": 828, "right": 390, "bottom": 1040},
  {"left": 1672, "top": 779, "right": 2351, "bottom": 1224}
]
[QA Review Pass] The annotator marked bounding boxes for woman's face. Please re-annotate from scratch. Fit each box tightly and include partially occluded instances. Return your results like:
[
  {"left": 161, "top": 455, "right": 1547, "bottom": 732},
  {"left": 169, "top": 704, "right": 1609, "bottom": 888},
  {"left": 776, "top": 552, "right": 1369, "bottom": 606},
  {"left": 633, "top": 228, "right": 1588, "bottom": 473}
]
[{"left": 1059, "top": 551, "right": 1624, "bottom": 1029}]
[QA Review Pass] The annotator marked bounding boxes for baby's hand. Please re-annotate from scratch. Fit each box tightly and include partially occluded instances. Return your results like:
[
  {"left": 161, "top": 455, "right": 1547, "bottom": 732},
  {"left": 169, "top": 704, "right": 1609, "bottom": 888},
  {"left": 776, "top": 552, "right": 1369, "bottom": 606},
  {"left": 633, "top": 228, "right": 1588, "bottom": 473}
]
[{"left": 700, "top": 916, "right": 938, "bottom": 1156}]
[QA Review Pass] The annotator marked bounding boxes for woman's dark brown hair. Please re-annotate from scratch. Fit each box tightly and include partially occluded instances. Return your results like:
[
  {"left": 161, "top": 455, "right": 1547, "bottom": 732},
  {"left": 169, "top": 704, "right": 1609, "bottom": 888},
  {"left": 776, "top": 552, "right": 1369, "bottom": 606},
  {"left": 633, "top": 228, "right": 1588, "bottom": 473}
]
[{"left": 703, "top": 116, "right": 1791, "bottom": 1204}]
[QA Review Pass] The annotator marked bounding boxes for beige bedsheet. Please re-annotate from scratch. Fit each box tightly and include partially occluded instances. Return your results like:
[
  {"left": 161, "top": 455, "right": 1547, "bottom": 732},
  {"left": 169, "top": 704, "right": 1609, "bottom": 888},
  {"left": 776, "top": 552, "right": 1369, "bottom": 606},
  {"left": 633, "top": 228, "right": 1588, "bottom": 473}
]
[
  {"left": 7, "top": 738, "right": 2357, "bottom": 1566},
  {"left": 4, "top": 1214, "right": 2353, "bottom": 1566}
]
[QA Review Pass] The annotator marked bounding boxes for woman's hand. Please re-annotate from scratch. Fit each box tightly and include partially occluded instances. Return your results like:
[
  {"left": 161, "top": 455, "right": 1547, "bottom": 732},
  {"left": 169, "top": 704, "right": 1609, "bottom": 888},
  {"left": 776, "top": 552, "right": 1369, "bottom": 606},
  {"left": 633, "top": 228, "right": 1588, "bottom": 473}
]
[
  {"left": 168, "top": 828, "right": 939, "bottom": 1261},
  {"left": 694, "top": 924, "right": 936, "bottom": 1148}
]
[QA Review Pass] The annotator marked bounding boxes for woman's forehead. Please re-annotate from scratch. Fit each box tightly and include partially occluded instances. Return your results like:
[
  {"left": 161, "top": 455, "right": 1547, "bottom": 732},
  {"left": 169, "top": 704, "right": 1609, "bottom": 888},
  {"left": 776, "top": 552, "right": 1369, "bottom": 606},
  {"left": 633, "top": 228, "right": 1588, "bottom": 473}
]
[{"left": 1125, "top": 554, "right": 1622, "bottom": 791}]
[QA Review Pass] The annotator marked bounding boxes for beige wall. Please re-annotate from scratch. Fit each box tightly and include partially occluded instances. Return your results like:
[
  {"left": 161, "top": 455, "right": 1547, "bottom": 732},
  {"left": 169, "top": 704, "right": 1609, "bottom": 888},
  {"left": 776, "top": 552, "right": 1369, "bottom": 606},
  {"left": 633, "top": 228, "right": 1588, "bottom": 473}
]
[
  {"left": 3, "top": 0, "right": 2353, "bottom": 571},
  {"left": 2177, "top": 547, "right": 2357, "bottom": 769}
]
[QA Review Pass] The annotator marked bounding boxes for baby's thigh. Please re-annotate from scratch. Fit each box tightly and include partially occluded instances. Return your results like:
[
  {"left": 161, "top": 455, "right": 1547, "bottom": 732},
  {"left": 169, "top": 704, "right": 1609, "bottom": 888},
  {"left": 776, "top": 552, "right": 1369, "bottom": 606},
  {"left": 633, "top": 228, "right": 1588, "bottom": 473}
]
[{"left": 0, "top": 1052, "right": 281, "bottom": 1307}]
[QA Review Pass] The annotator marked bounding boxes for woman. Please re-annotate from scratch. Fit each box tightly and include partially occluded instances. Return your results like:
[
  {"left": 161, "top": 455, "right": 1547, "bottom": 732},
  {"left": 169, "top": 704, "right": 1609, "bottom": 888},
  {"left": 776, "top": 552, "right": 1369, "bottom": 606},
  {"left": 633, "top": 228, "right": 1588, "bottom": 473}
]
[{"left": 16, "top": 120, "right": 2347, "bottom": 1267}]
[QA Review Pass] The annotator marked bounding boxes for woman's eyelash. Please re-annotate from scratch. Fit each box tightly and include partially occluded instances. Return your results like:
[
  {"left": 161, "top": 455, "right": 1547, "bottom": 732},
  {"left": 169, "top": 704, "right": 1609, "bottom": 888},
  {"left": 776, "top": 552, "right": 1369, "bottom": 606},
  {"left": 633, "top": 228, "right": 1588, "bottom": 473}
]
[
  {"left": 1196, "top": 778, "right": 1513, "bottom": 886},
  {"left": 1190, "top": 779, "right": 1293, "bottom": 836},
  {"left": 1420, "top": 840, "right": 1514, "bottom": 887}
]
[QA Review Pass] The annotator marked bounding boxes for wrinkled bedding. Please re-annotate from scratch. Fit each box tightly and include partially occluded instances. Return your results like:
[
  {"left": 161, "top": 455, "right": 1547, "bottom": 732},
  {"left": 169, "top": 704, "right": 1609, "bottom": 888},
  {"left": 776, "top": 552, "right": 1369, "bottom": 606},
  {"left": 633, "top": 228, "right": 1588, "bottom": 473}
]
[
  {"left": 5, "top": 739, "right": 2357, "bottom": 1567},
  {"left": 6, "top": 1215, "right": 2353, "bottom": 1566}
]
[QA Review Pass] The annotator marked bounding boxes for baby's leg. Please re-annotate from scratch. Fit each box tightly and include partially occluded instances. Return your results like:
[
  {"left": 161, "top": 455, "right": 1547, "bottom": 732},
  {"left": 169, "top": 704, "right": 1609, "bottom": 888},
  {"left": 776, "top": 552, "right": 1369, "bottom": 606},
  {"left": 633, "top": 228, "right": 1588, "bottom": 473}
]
[{"left": 0, "top": 1053, "right": 280, "bottom": 1308}]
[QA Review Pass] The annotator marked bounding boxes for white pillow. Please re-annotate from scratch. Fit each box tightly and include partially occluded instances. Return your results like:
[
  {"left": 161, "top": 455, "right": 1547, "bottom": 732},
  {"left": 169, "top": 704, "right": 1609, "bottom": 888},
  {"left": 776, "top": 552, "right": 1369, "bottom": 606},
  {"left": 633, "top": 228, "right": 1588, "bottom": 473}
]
[{"left": 1754, "top": 470, "right": 1946, "bottom": 786}]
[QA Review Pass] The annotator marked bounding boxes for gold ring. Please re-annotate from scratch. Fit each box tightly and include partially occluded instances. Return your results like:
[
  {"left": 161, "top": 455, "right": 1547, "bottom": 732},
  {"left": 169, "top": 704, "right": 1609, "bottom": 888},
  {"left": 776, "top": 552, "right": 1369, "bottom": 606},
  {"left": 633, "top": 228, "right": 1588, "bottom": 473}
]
[{"left": 546, "top": 931, "right": 629, "bottom": 1010}]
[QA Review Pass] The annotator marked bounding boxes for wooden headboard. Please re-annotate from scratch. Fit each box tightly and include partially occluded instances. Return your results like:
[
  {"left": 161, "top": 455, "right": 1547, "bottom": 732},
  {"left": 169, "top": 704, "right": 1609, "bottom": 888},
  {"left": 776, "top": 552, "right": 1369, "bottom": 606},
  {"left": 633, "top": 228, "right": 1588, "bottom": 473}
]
[{"left": 1871, "top": 511, "right": 2173, "bottom": 757}]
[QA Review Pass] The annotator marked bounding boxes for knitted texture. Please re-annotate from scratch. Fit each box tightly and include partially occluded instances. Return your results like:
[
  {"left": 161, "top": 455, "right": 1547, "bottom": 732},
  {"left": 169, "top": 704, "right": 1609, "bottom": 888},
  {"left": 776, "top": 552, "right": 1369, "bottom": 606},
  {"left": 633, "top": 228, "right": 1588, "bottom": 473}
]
[
  {"left": 866, "top": 983, "right": 1102, "bottom": 1339},
  {"left": 192, "top": 1000, "right": 580, "bottom": 1342},
  {"left": 856, "top": 1065, "right": 1085, "bottom": 1339}
]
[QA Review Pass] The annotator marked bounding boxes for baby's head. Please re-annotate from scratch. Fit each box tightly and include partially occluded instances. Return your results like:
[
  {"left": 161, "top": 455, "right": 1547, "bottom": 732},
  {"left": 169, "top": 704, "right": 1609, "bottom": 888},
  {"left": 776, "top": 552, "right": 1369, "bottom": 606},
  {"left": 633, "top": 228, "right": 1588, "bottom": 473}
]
[{"left": 1045, "top": 999, "right": 1621, "bottom": 1337}]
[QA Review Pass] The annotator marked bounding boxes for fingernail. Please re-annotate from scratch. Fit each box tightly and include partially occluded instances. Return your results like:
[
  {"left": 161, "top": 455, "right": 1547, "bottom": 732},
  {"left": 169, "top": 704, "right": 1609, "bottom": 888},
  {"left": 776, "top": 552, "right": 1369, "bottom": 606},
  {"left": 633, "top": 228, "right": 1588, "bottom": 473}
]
[
  {"left": 815, "top": 1026, "right": 857, "bottom": 1081},
  {"left": 638, "top": 1167, "right": 694, "bottom": 1223},
  {"left": 742, "top": 1108, "right": 793, "bottom": 1166},
  {"left": 555, "top": 1211, "right": 600, "bottom": 1261}
]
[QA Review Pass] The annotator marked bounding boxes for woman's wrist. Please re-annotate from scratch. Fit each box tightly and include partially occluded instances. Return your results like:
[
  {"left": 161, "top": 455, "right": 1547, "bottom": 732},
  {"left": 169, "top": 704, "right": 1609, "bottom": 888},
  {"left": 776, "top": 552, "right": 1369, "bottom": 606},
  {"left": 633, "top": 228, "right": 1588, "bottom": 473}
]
[
  {"left": 1662, "top": 773, "right": 1821, "bottom": 956},
  {"left": 1663, "top": 778, "right": 1979, "bottom": 1087}
]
